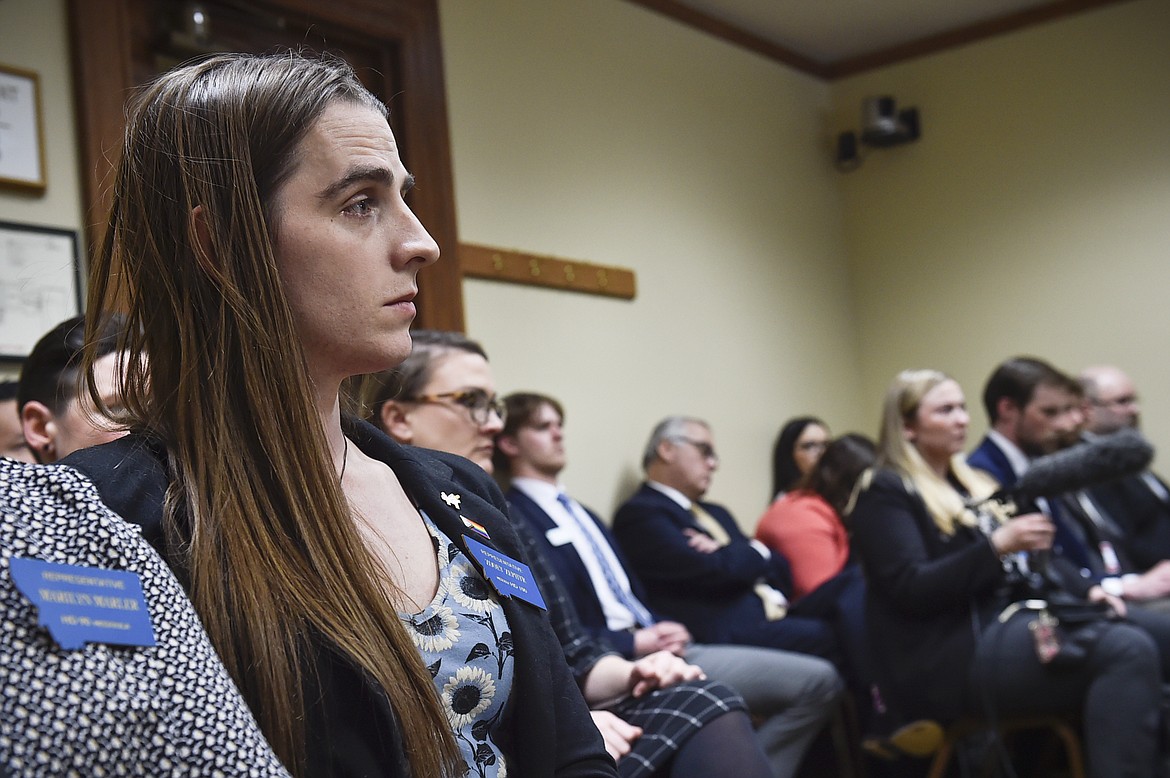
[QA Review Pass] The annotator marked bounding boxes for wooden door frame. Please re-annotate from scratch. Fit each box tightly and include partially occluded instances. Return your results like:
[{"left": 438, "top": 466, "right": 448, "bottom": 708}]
[{"left": 67, "top": 0, "right": 465, "bottom": 331}]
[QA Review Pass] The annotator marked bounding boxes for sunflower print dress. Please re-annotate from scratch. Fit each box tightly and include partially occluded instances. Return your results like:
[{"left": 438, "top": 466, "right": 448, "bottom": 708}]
[{"left": 402, "top": 511, "right": 514, "bottom": 778}]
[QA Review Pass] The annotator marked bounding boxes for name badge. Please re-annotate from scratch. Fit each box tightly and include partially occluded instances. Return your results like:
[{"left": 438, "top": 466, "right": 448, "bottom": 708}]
[
  {"left": 545, "top": 526, "right": 575, "bottom": 547},
  {"left": 9, "top": 557, "right": 157, "bottom": 650},
  {"left": 464, "top": 536, "right": 546, "bottom": 610}
]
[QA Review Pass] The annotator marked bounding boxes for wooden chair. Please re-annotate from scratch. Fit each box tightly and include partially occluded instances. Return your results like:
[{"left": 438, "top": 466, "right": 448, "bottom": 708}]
[{"left": 925, "top": 715, "right": 1085, "bottom": 778}]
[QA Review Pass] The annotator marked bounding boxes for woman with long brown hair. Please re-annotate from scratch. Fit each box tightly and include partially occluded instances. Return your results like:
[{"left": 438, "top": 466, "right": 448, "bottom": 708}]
[{"left": 65, "top": 52, "right": 612, "bottom": 778}]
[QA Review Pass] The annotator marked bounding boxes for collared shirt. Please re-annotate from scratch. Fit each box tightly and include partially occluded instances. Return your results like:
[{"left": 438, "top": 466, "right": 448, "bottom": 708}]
[
  {"left": 987, "top": 429, "right": 1030, "bottom": 479},
  {"left": 645, "top": 480, "right": 772, "bottom": 560},
  {"left": 511, "top": 477, "right": 644, "bottom": 631}
]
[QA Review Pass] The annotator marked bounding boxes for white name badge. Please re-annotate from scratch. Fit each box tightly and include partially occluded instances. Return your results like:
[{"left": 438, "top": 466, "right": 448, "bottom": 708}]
[{"left": 545, "top": 526, "right": 575, "bottom": 547}]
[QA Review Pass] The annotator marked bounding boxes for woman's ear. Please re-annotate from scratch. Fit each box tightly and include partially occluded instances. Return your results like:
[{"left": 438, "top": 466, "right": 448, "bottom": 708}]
[
  {"left": 21, "top": 401, "right": 56, "bottom": 464},
  {"left": 191, "top": 205, "right": 219, "bottom": 276},
  {"left": 380, "top": 401, "right": 413, "bottom": 444}
]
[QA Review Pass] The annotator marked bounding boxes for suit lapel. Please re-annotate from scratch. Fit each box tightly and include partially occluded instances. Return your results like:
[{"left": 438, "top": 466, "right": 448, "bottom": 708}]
[{"left": 642, "top": 483, "right": 707, "bottom": 535}]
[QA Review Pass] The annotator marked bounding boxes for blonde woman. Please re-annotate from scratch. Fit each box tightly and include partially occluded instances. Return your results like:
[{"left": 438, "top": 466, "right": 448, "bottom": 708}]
[{"left": 851, "top": 369, "right": 1161, "bottom": 777}]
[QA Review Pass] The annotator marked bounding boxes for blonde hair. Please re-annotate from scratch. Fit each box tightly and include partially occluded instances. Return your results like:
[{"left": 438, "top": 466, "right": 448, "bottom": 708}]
[
  {"left": 876, "top": 369, "right": 997, "bottom": 534},
  {"left": 83, "top": 53, "right": 459, "bottom": 776}
]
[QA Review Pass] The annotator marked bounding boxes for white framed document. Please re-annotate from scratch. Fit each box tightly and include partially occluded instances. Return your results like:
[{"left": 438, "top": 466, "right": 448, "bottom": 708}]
[
  {"left": 0, "top": 64, "right": 46, "bottom": 192},
  {"left": 0, "top": 221, "right": 81, "bottom": 360}
]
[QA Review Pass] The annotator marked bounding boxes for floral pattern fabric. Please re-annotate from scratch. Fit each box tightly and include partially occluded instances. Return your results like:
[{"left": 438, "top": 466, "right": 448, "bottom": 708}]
[{"left": 402, "top": 511, "right": 513, "bottom": 778}]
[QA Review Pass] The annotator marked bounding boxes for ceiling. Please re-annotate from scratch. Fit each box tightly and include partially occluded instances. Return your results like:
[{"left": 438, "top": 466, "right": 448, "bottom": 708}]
[{"left": 630, "top": 0, "right": 1131, "bottom": 77}]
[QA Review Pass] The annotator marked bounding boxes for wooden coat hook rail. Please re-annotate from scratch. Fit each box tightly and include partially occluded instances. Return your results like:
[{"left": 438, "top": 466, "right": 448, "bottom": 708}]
[{"left": 460, "top": 242, "right": 637, "bottom": 300}]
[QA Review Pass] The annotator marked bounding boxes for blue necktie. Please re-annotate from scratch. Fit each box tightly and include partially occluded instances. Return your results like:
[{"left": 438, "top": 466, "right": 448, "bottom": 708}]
[{"left": 556, "top": 492, "right": 655, "bottom": 627}]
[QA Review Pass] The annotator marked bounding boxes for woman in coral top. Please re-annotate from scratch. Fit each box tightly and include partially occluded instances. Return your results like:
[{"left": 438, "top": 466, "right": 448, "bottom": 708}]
[{"left": 756, "top": 434, "right": 876, "bottom": 599}]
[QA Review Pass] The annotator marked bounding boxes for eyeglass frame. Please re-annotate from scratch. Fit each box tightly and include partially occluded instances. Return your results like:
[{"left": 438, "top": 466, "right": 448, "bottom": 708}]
[
  {"left": 1088, "top": 394, "right": 1139, "bottom": 409},
  {"left": 671, "top": 436, "right": 720, "bottom": 464},
  {"left": 404, "top": 388, "right": 505, "bottom": 426}
]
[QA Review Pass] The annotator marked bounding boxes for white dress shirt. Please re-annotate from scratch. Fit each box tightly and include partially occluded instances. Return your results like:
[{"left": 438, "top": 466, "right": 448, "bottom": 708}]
[{"left": 511, "top": 477, "right": 645, "bottom": 631}]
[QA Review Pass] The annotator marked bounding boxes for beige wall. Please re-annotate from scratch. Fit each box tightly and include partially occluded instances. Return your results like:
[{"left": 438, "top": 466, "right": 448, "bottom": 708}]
[
  {"left": 831, "top": 0, "right": 1170, "bottom": 457},
  {"left": 4, "top": 0, "right": 1166, "bottom": 527},
  {"left": 0, "top": 0, "right": 84, "bottom": 381},
  {"left": 439, "top": 0, "right": 863, "bottom": 524}
]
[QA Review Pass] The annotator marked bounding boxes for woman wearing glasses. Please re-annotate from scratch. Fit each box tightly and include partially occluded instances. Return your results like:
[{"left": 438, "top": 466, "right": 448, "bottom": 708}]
[
  {"left": 770, "top": 417, "right": 830, "bottom": 500},
  {"left": 366, "top": 330, "right": 774, "bottom": 778},
  {"left": 64, "top": 53, "right": 612, "bottom": 778},
  {"left": 368, "top": 330, "right": 505, "bottom": 471}
]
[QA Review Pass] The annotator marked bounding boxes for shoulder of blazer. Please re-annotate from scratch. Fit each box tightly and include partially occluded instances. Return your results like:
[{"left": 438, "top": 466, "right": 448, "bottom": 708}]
[
  {"left": 966, "top": 437, "right": 1010, "bottom": 481},
  {"left": 60, "top": 432, "right": 170, "bottom": 537},
  {"left": 624, "top": 483, "right": 677, "bottom": 511},
  {"left": 504, "top": 486, "right": 555, "bottom": 530},
  {"left": 856, "top": 467, "right": 927, "bottom": 512}
]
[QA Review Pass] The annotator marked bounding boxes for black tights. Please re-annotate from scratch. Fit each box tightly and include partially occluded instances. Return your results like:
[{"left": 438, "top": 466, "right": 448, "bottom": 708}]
[{"left": 664, "top": 711, "right": 772, "bottom": 778}]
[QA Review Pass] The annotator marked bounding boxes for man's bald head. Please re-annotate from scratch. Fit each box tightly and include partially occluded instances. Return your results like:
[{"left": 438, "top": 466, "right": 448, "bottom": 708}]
[{"left": 1079, "top": 365, "right": 1140, "bottom": 434}]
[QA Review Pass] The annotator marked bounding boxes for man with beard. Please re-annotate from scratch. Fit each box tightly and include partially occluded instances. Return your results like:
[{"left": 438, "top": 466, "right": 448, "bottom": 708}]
[
  {"left": 968, "top": 358, "right": 1170, "bottom": 677},
  {"left": 967, "top": 357, "right": 1091, "bottom": 576}
]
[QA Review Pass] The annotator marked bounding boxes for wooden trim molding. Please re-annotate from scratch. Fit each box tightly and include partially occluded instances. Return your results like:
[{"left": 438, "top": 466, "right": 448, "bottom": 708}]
[
  {"left": 624, "top": 0, "right": 828, "bottom": 78},
  {"left": 625, "top": 0, "right": 1138, "bottom": 80},
  {"left": 67, "top": 0, "right": 465, "bottom": 331},
  {"left": 825, "top": 0, "right": 1138, "bottom": 78},
  {"left": 461, "top": 243, "right": 637, "bottom": 301}
]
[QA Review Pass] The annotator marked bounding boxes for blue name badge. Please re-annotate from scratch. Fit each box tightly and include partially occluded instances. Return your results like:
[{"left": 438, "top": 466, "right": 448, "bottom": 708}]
[
  {"left": 9, "top": 557, "right": 157, "bottom": 650},
  {"left": 464, "top": 536, "right": 546, "bottom": 611}
]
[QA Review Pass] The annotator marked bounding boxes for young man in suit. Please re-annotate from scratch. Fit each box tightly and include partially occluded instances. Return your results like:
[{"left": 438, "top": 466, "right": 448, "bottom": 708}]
[{"left": 495, "top": 394, "right": 846, "bottom": 778}]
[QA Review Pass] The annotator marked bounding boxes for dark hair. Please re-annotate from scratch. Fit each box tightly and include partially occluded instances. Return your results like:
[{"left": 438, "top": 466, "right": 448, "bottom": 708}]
[
  {"left": 981, "top": 357, "right": 1074, "bottom": 423},
  {"left": 770, "top": 416, "right": 827, "bottom": 498},
  {"left": 493, "top": 392, "right": 565, "bottom": 476},
  {"left": 363, "top": 329, "right": 488, "bottom": 431},
  {"left": 0, "top": 381, "right": 17, "bottom": 402},
  {"left": 18, "top": 315, "right": 126, "bottom": 414},
  {"left": 82, "top": 53, "right": 459, "bottom": 776},
  {"left": 799, "top": 433, "right": 877, "bottom": 518}
]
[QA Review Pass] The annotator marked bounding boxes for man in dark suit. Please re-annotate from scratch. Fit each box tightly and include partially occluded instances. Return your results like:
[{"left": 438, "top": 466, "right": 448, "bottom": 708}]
[
  {"left": 494, "top": 394, "right": 845, "bottom": 778},
  {"left": 967, "top": 358, "right": 1170, "bottom": 664},
  {"left": 966, "top": 356, "right": 1095, "bottom": 586},
  {"left": 1080, "top": 365, "right": 1170, "bottom": 577},
  {"left": 609, "top": 416, "right": 839, "bottom": 662}
]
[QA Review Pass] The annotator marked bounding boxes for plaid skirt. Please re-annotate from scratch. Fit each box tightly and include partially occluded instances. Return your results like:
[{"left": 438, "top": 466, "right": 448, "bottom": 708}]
[{"left": 607, "top": 678, "right": 748, "bottom": 778}]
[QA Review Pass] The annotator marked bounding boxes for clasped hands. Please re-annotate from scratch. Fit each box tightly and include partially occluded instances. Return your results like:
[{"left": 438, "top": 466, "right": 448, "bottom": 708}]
[{"left": 585, "top": 650, "right": 706, "bottom": 761}]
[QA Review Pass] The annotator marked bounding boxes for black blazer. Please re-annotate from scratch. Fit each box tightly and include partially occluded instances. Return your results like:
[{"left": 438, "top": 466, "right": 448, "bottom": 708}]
[
  {"left": 850, "top": 469, "right": 1008, "bottom": 721},
  {"left": 611, "top": 483, "right": 792, "bottom": 645},
  {"left": 64, "top": 421, "right": 615, "bottom": 778},
  {"left": 1088, "top": 472, "right": 1170, "bottom": 572}
]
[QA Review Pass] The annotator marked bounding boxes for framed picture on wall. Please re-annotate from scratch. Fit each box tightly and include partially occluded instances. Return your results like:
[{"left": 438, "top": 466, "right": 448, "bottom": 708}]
[
  {"left": 0, "top": 221, "right": 81, "bottom": 360},
  {"left": 0, "top": 64, "right": 46, "bottom": 192}
]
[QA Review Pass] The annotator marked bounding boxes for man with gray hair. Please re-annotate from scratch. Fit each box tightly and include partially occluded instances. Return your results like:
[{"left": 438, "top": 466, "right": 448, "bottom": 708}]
[
  {"left": 613, "top": 416, "right": 838, "bottom": 661},
  {"left": 1080, "top": 365, "right": 1170, "bottom": 573}
]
